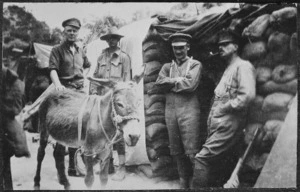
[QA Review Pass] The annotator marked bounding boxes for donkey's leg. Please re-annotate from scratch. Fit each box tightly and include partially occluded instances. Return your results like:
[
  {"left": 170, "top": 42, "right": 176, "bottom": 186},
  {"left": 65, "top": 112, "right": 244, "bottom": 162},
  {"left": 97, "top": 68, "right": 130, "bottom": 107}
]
[
  {"left": 33, "top": 127, "right": 48, "bottom": 190},
  {"left": 99, "top": 152, "right": 111, "bottom": 187},
  {"left": 53, "top": 143, "right": 70, "bottom": 190},
  {"left": 84, "top": 155, "right": 95, "bottom": 188}
]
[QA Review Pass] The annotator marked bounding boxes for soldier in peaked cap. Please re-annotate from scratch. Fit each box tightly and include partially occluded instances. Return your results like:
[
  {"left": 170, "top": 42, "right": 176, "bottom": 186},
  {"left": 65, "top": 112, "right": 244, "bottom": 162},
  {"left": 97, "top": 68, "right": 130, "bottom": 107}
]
[
  {"left": 191, "top": 28, "right": 256, "bottom": 188},
  {"left": 48, "top": 17, "right": 90, "bottom": 177},
  {"left": 90, "top": 26, "right": 131, "bottom": 181},
  {"left": 155, "top": 33, "right": 205, "bottom": 189}
]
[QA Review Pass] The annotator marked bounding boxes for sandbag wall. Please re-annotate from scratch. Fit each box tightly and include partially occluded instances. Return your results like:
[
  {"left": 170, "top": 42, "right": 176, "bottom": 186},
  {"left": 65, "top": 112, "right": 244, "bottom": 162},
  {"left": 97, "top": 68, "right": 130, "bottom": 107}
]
[
  {"left": 239, "top": 6, "right": 298, "bottom": 186},
  {"left": 142, "top": 28, "right": 178, "bottom": 178}
]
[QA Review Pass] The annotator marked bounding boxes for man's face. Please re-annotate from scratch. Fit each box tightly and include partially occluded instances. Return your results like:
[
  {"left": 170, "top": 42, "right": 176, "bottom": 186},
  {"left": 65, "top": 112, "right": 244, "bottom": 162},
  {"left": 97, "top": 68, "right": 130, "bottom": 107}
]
[
  {"left": 106, "top": 36, "right": 120, "bottom": 48},
  {"left": 63, "top": 26, "right": 79, "bottom": 42},
  {"left": 172, "top": 44, "right": 189, "bottom": 61},
  {"left": 218, "top": 41, "right": 238, "bottom": 58}
]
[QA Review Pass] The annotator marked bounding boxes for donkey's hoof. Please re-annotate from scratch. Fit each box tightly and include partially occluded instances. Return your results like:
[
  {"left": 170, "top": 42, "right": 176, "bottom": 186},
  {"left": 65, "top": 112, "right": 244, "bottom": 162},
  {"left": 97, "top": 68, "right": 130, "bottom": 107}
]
[
  {"left": 64, "top": 183, "right": 71, "bottom": 190},
  {"left": 84, "top": 175, "right": 94, "bottom": 189},
  {"left": 33, "top": 185, "right": 40, "bottom": 190}
]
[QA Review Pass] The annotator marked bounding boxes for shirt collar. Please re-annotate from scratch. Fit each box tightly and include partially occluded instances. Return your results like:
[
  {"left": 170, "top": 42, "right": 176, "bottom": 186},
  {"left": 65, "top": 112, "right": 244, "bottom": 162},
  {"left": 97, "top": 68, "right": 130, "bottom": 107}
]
[{"left": 62, "top": 40, "right": 79, "bottom": 51}]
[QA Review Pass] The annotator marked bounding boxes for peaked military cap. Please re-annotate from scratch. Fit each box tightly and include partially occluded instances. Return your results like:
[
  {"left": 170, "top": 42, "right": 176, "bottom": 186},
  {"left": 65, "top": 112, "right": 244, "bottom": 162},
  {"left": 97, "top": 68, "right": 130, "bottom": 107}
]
[
  {"left": 62, "top": 18, "right": 81, "bottom": 29},
  {"left": 218, "top": 28, "right": 241, "bottom": 45},
  {"left": 169, "top": 33, "right": 192, "bottom": 46}
]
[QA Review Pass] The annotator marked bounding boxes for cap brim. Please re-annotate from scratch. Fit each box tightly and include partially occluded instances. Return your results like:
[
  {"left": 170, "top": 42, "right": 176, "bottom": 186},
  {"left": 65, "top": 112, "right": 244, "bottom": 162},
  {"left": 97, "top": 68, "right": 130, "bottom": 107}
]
[
  {"left": 100, "top": 34, "right": 124, "bottom": 40},
  {"left": 172, "top": 42, "right": 187, "bottom": 46}
]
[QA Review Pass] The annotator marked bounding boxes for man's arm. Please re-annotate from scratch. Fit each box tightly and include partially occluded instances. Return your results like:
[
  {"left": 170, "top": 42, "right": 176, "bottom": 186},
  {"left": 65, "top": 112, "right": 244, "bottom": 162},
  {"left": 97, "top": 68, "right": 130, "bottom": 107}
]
[
  {"left": 50, "top": 70, "right": 65, "bottom": 91},
  {"left": 49, "top": 47, "right": 65, "bottom": 91},
  {"left": 172, "top": 61, "right": 202, "bottom": 93},
  {"left": 221, "top": 62, "right": 256, "bottom": 112},
  {"left": 123, "top": 53, "right": 131, "bottom": 81}
]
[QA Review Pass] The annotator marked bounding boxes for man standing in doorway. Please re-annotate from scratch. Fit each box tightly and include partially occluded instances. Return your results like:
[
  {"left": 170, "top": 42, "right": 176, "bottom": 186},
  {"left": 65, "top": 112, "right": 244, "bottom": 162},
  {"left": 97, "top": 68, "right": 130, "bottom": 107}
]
[
  {"left": 90, "top": 26, "right": 131, "bottom": 181},
  {"left": 49, "top": 18, "right": 91, "bottom": 177},
  {"left": 191, "top": 29, "right": 256, "bottom": 188},
  {"left": 155, "top": 33, "right": 204, "bottom": 189}
]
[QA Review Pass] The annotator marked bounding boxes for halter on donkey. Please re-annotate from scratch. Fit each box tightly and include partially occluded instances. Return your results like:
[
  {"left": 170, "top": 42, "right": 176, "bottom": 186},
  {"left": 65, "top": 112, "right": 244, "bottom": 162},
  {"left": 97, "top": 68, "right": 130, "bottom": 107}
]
[{"left": 33, "top": 74, "right": 143, "bottom": 190}]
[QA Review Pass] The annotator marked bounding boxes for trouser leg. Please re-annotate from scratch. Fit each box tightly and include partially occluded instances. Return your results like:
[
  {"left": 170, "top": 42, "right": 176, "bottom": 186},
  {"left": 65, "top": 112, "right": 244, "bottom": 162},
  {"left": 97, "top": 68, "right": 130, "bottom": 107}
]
[
  {"left": 175, "top": 154, "right": 194, "bottom": 189},
  {"left": 191, "top": 156, "right": 210, "bottom": 188}
]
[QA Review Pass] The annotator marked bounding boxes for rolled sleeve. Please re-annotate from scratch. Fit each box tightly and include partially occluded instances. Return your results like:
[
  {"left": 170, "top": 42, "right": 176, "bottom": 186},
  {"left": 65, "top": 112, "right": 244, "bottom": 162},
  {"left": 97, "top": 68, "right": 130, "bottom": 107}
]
[
  {"left": 172, "top": 61, "right": 202, "bottom": 93},
  {"left": 229, "top": 63, "right": 256, "bottom": 110},
  {"left": 49, "top": 46, "right": 60, "bottom": 71},
  {"left": 122, "top": 53, "right": 131, "bottom": 81}
]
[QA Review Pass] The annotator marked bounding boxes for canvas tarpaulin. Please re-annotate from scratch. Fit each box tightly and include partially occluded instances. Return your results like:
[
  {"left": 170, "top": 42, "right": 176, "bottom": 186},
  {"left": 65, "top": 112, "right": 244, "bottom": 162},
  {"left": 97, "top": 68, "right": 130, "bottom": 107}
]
[{"left": 33, "top": 43, "right": 53, "bottom": 68}]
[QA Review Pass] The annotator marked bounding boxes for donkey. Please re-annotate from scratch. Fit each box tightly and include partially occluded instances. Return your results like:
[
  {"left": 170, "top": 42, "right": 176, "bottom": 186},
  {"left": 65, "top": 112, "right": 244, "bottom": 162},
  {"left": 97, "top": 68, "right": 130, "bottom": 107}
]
[{"left": 33, "top": 75, "right": 143, "bottom": 190}]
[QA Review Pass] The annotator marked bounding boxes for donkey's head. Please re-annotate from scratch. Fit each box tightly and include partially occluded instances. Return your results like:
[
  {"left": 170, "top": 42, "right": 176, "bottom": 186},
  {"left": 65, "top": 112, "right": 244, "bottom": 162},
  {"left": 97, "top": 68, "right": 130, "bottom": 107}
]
[{"left": 88, "top": 73, "right": 143, "bottom": 146}]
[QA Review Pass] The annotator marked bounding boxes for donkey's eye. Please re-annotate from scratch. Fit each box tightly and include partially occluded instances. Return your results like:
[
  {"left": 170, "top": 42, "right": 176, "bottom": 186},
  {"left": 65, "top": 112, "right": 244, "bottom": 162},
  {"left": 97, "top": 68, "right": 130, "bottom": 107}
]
[{"left": 116, "top": 103, "right": 124, "bottom": 108}]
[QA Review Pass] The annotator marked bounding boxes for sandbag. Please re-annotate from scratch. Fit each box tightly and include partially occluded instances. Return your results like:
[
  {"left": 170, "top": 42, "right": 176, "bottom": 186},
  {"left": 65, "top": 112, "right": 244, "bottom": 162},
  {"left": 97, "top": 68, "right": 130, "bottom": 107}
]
[
  {"left": 261, "top": 120, "right": 283, "bottom": 152},
  {"left": 143, "top": 48, "right": 164, "bottom": 63},
  {"left": 254, "top": 54, "right": 273, "bottom": 68},
  {"left": 3, "top": 118, "right": 30, "bottom": 158},
  {"left": 242, "top": 41, "right": 267, "bottom": 62},
  {"left": 262, "top": 92, "right": 294, "bottom": 112},
  {"left": 242, "top": 14, "right": 270, "bottom": 39},
  {"left": 271, "top": 65, "right": 297, "bottom": 83},
  {"left": 263, "top": 110, "right": 288, "bottom": 122},
  {"left": 248, "top": 109, "right": 264, "bottom": 124},
  {"left": 145, "top": 115, "right": 166, "bottom": 127},
  {"left": 268, "top": 31, "right": 290, "bottom": 54},
  {"left": 271, "top": 7, "right": 297, "bottom": 23},
  {"left": 289, "top": 33, "right": 298, "bottom": 64},
  {"left": 144, "top": 82, "right": 156, "bottom": 94},
  {"left": 146, "top": 123, "right": 168, "bottom": 141},
  {"left": 147, "top": 147, "right": 158, "bottom": 160},
  {"left": 151, "top": 138, "right": 170, "bottom": 151},
  {"left": 144, "top": 74, "right": 159, "bottom": 84},
  {"left": 150, "top": 156, "right": 173, "bottom": 172},
  {"left": 145, "top": 102, "right": 165, "bottom": 116},
  {"left": 243, "top": 123, "right": 264, "bottom": 146},
  {"left": 143, "top": 41, "right": 159, "bottom": 52},
  {"left": 258, "top": 79, "right": 297, "bottom": 95},
  {"left": 137, "top": 164, "right": 154, "bottom": 178},
  {"left": 249, "top": 95, "right": 264, "bottom": 111},
  {"left": 144, "top": 61, "right": 163, "bottom": 76},
  {"left": 256, "top": 66, "right": 272, "bottom": 84},
  {"left": 144, "top": 94, "right": 166, "bottom": 109}
]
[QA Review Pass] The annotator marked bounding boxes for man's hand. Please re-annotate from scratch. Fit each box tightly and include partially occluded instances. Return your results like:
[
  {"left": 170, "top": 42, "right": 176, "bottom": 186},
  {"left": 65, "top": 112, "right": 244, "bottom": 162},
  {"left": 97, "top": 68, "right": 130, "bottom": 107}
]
[
  {"left": 175, "top": 77, "right": 184, "bottom": 83},
  {"left": 55, "top": 85, "right": 65, "bottom": 91}
]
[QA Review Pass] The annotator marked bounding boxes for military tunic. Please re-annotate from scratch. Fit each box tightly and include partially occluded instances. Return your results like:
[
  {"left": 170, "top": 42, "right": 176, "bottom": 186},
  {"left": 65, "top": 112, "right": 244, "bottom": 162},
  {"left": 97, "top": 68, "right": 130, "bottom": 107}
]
[
  {"left": 156, "top": 57, "right": 204, "bottom": 156},
  {"left": 192, "top": 57, "right": 256, "bottom": 187},
  {"left": 90, "top": 47, "right": 131, "bottom": 95}
]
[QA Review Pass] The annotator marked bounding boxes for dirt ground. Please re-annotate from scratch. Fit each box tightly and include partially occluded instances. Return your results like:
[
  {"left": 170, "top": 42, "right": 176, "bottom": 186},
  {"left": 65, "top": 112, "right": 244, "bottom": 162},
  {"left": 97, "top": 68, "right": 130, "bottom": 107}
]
[{"left": 10, "top": 132, "right": 180, "bottom": 190}]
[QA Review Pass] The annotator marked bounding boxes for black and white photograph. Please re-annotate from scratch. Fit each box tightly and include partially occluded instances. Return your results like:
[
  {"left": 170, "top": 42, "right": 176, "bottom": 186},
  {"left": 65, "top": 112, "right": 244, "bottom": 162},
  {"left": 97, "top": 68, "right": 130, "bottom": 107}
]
[{"left": 1, "top": 2, "right": 298, "bottom": 190}]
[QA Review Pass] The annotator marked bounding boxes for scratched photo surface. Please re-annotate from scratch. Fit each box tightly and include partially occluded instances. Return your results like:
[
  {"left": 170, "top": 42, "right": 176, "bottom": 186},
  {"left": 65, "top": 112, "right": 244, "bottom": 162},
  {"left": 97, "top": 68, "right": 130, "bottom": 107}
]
[{"left": 1, "top": 2, "right": 297, "bottom": 190}]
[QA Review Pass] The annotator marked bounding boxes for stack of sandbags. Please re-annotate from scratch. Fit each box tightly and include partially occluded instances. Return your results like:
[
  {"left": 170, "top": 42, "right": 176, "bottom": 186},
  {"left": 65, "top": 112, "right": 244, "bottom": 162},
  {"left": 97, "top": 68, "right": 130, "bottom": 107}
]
[
  {"left": 240, "top": 5, "right": 297, "bottom": 186},
  {"left": 141, "top": 31, "right": 178, "bottom": 179}
]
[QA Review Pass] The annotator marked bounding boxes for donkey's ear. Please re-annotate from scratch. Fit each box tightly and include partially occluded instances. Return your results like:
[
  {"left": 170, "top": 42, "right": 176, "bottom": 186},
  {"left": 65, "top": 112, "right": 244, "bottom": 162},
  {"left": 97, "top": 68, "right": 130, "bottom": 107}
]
[
  {"left": 132, "top": 65, "right": 145, "bottom": 84},
  {"left": 87, "top": 76, "right": 116, "bottom": 88}
]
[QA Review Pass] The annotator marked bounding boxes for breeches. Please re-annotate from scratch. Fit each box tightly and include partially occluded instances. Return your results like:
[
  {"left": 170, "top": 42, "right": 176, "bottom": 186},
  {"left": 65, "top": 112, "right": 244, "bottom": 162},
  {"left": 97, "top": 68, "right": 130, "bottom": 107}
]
[{"left": 165, "top": 105, "right": 202, "bottom": 156}]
